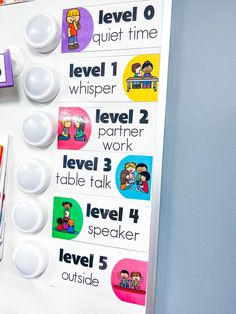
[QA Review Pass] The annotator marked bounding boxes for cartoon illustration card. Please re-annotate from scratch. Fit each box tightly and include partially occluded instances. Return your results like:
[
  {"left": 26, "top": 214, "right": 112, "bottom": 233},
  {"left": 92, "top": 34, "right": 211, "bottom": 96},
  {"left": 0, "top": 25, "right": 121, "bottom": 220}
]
[
  {"left": 52, "top": 195, "right": 151, "bottom": 252},
  {"left": 61, "top": 1, "right": 163, "bottom": 53},
  {"left": 0, "top": 50, "right": 13, "bottom": 88},
  {"left": 48, "top": 240, "right": 148, "bottom": 309},
  {"left": 60, "top": 53, "right": 160, "bottom": 102},
  {"left": 57, "top": 105, "right": 157, "bottom": 154},
  {"left": 54, "top": 150, "right": 153, "bottom": 203}
]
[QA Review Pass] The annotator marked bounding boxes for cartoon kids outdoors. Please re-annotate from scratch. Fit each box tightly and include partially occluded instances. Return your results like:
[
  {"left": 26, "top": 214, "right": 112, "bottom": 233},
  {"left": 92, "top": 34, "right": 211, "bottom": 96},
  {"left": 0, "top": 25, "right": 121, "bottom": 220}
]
[
  {"left": 142, "top": 60, "right": 153, "bottom": 88},
  {"left": 74, "top": 116, "right": 88, "bottom": 142},
  {"left": 132, "top": 63, "right": 141, "bottom": 89},
  {"left": 116, "top": 270, "right": 144, "bottom": 291},
  {"left": 66, "top": 9, "right": 81, "bottom": 50},
  {"left": 119, "top": 270, "right": 129, "bottom": 288},
  {"left": 131, "top": 272, "right": 142, "bottom": 290},
  {"left": 58, "top": 116, "right": 72, "bottom": 140}
]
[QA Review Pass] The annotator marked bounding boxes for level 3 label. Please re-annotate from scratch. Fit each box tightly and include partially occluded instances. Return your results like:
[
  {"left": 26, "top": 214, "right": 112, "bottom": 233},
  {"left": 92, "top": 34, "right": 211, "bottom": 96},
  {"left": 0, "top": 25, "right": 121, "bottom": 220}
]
[{"left": 54, "top": 151, "right": 153, "bottom": 202}]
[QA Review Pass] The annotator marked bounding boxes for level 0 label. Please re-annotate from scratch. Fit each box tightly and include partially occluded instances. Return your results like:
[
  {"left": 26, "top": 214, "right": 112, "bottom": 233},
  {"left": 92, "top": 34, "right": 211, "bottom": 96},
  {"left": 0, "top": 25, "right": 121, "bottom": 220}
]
[{"left": 61, "top": 1, "right": 163, "bottom": 53}]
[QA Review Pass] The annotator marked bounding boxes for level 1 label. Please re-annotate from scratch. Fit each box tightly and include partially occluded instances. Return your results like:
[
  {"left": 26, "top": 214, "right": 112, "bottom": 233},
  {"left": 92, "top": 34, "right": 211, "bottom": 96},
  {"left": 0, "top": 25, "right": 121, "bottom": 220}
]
[
  {"left": 60, "top": 54, "right": 160, "bottom": 102},
  {"left": 61, "top": 1, "right": 162, "bottom": 53}
]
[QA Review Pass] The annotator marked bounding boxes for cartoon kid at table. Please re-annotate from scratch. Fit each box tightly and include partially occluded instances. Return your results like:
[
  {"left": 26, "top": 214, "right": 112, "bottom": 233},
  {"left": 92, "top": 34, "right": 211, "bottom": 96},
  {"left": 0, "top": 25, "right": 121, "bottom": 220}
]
[
  {"left": 66, "top": 9, "right": 81, "bottom": 50},
  {"left": 132, "top": 63, "right": 141, "bottom": 89},
  {"left": 136, "top": 163, "right": 148, "bottom": 186},
  {"left": 120, "top": 169, "right": 131, "bottom": 190},
  {"left": 74, "top": 116, "right": 88, "bottom": 142},
  {"left": 125, "top": 162, "right": 136, "bottom": 185},
  {"left": 58, "top": 116, "right": 72, "bottom": 140},
  {"left": 142, "top": 60, "right": 153, "bottom": 88},
  {"left": 136, "top": 171, "right": 150, "bottom": 193}
]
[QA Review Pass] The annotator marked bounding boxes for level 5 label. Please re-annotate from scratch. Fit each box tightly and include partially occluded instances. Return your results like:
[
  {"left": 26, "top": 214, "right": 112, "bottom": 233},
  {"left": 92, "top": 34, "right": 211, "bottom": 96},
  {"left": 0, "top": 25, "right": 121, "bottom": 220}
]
[{"left": 48, "top": 241, "right": 148, "bottom": 308}]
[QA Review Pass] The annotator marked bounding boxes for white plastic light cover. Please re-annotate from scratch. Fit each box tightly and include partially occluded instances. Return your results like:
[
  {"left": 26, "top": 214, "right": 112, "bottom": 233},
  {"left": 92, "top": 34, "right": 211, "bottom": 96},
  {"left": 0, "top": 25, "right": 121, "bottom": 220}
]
[
  {"left": 23, "top": 65, "right": 60, "bottom": 103},
  {"left": 13, "top": 242, "right": 49, "bottom": 278},
  {"left": 12, "top": 198, "right": 48, "bottom": 233},
  {"left": 21, "top": 111, "right": 56, "bottom": 147},
  {"left": 7, "top": 45, "right": 25, "bottom": 77},
  {"left": 25, "top": 14, "right": 61, "bottom": 53},
  {"left": 15, "top": 159, "right": 51, "bottom": 194}
]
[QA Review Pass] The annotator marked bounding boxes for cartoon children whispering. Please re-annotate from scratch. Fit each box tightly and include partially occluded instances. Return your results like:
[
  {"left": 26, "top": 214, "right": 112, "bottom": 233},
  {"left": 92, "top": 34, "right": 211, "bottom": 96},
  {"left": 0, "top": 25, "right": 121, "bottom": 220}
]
[{"left": 58, "top": 115, "right": 87, "bottom": 142}]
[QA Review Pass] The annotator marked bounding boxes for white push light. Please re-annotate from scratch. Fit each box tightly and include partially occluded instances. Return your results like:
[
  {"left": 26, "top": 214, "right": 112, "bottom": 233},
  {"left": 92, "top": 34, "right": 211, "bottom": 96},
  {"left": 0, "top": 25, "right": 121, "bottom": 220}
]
[
  {"left": 23, "top": 65, "right": 60, "bottom": 103},
  {"left": 13, "top": 242, "right": 49, "bottom": 278},
  {"left": 25, "top": 14, "right": 61, "bottom": 53},
  {"left": 22, "top": 111, "right": 56, "bottom": 147},
  {"left": 15, "top": 159, "right": 51, "bottom": 194},
  {"left": 7, "top": 45, "right": 25, "bottom": 77},
  {"left": 12, "top": 198, "right": 48, "bottom": 233}
]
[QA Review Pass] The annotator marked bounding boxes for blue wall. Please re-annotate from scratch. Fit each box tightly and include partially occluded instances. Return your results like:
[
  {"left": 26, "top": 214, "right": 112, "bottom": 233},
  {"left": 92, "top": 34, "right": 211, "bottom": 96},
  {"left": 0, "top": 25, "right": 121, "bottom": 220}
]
[{"left": 155, "top": 1, "right": 236, "bottom": 313}]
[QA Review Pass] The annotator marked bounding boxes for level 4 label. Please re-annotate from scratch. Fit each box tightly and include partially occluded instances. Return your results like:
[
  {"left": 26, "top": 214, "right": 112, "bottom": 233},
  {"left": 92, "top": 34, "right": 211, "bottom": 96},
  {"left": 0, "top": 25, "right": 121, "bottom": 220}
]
[{"left": 52, "top": 195, "right": 151, "bottom": 252}]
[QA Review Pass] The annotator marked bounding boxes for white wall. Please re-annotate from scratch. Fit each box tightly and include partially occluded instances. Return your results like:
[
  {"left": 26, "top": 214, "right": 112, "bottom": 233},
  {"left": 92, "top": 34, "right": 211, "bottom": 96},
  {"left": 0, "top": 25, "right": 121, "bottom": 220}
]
[{"left": 156, "top": 1, "right": 236, "bottom": 313}]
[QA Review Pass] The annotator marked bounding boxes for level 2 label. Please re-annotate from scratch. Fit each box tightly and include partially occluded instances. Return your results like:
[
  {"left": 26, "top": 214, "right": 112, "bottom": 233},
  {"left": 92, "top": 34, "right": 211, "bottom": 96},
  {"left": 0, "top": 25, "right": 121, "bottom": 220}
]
[
  {"left": 61, "top": 53, "right": 160, "bottom": 102},
  {"left": 52, "top": 195, "right": 151, "bottom": 252},
  {"left": 57, "top": 105, "right": 156, "bottom": 154},
  {"left": 61, "top": 1, "right": 163, "bottom": 53},
  {"left": 54, "top": 151, "right": 153, "bottom": 202}
]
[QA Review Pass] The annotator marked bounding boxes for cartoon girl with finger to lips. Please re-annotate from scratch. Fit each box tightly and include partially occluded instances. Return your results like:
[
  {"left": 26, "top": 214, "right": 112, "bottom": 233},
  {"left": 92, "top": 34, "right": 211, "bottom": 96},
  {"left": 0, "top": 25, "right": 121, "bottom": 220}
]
[{"left": 66, "top": 8, "right": 81, "bottom": 50}]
